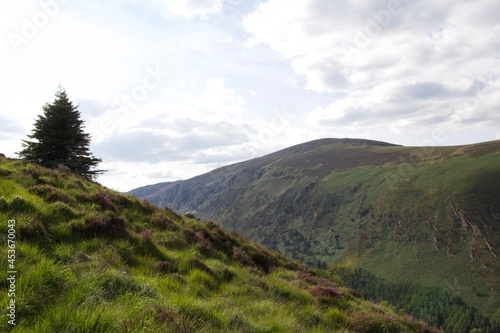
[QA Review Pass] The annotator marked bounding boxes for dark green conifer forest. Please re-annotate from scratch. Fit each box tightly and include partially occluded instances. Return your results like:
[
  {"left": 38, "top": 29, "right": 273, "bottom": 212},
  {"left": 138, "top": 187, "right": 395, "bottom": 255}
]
[{"left": 333, "top": 266, "right": 500, "bottom": 333}]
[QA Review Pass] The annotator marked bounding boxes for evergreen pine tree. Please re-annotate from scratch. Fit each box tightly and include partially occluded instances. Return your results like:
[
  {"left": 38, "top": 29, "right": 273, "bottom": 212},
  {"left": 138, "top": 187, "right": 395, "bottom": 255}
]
[{"left": 18, "top": 87, "right": 104, "bottom": 179}]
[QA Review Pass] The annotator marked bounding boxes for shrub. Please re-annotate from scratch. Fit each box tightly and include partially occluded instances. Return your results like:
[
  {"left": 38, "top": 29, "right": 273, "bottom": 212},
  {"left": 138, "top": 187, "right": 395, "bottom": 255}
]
[
  {"left": 151, "top": 304, "right": 176, "bottom": 323},
  {"left": 149, "top": 212, "right": 178, "bottom": 231},
  {"left": 248, "top": 249, "right": 273, "bottom": 273},
  {"left": 19, "top": 216, "right": 48, "bottom": 240},
  {"left": 156, "top": 260, "right": 179, "bottom": 274},
  {"left": 107, "top": 193, "right": 135, "bottom": 209},
  {"left": 140, "top": 228, "right": 153, "bottom": 242},
  {"left": 162, "top": 233, "right": 188, "bottom": 250},
  {"left": 401, "top": 314, "right": 441, "bottom": 333},
  {"left": 193, "top": 227, "right": 224, "bottom": 255},
  {"left": 349, "top": 312, "right": 401, "bottom": 333},
  {"left": 29, "top": 184, "right": 73, "bottom": 204},
  {"left": 154, "top": 307, "right": 194, "bottom": 333},
  {"left": 349, "top": 312, "right": 376, "bottom": 333},
  {"left": 196, "top": 235, "right": 213, "bottom": 254},
  {"left": 299, "top": 271, "right": 335, "bottom": 286},
  {"left": 186, "top": 258, "right": 214, "bottom": 276},
  {"left": 346, "top": 288, "right": 362, "bottom": 298},
  {"left": 310, "top": 285, "right": 342, "bottom": 299},
  {"left": 9, "top": 195, "right": 37, "bottom": 213},
  {"left": 140, "top": 199, "right": 156, "bottom": 215},
  {"left": 79, "top": 212, "right": 127, "bottom": 238},
  {"left": 182, "top": 228, "right": 198, "bottom": 243},
  {"left": 220, "top": 268, "right": 236, "bottom": 283},
  {"left": 195, "top": 227, "right": 213, "bottom": 242},
  {"left": 195, "top": 225, "right": 235, "bottom": 256},
  {"left": 232, "top": 246, "right": 256, "bottom": 268},
  {"left": 93, "top": 193, "right": 118, "bottom": 213}
]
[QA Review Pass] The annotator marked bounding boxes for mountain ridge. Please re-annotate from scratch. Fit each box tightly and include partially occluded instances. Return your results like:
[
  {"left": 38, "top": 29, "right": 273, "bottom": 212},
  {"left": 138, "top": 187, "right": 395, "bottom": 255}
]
[
  {"left": 130, "top": 138, "right": 500, "bottom": 329},
  {"left": 130, "top": 138, "right": 399, "bottom": 195},
  {"left": 0, "top": 156, "right": 444, "bottom": 332}
]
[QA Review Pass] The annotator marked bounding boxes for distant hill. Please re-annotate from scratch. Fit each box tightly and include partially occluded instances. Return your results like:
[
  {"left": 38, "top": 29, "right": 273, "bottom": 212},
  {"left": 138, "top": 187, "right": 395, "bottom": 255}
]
[
  {"left": 0, "top": 157, "right": 439, "bottom": 332},
  {"left": 130, "top": 138, "right": 500, "bottom": 330}
]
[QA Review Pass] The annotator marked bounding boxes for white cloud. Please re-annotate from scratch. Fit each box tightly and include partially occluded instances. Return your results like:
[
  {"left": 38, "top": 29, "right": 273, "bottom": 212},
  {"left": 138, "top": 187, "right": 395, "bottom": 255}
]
[
  {"left": 1, "top": 0, "right": 499, "bottom": 191},
  {"left": 90, "top": 77, "right": 252, "bottom": 164},
  {"left": 161, "top": 0, "right": 223, "bottom": 19},
  {"left": 244, "top": 0, "right": 500, "bottom": 130},
  {"left": 198, "top": 78, "right": 246, "bottom": 120}
]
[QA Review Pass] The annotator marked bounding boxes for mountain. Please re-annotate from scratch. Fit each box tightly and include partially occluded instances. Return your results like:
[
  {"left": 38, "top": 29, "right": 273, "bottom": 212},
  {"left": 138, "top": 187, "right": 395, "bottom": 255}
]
[
  {"left": 130, "top": 138, "right": 500, "bottom": 330},
  {"left": 0, "top": 156, "right": 439, "bottom": 332}
]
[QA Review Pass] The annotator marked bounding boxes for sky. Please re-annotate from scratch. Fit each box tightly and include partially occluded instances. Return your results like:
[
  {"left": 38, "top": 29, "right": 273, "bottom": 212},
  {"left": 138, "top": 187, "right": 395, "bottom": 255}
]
[{"left": 1, "top": 0, "right": 499, "bottom": 192}]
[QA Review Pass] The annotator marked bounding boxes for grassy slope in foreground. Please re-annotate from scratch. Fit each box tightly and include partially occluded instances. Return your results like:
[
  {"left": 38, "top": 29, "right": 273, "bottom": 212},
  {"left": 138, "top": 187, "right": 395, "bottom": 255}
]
[
  {"left": 0, "top": 158, "right": 439, "bottom": 332},
  {"left": 128, "top": 139, "right": 500, "bottom": 326}
]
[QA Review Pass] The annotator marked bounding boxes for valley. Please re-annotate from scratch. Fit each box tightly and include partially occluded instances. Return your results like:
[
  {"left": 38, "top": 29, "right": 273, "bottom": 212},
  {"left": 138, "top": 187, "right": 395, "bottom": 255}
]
[{"left": 131, "top": 138, "right": 500, "bottom": 331}]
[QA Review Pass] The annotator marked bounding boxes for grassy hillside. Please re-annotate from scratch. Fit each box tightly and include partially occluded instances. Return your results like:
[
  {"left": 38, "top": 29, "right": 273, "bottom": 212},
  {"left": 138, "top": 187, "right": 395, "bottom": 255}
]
[
  {"left": 130, "top": 138, "right": 500, "bottom": 330},
  {"left": 0, "top": 157, "right": 439, "bottom": 332}
]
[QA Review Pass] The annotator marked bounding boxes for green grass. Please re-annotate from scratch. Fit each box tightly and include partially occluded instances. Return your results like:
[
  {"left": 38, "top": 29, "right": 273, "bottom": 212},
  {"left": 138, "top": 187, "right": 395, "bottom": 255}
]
[
  {"left": 129, "top": 140, "right": 500, "bottom": 330},
  {"left": 0, "top": 158, "right": 440, "bottom": 332}
]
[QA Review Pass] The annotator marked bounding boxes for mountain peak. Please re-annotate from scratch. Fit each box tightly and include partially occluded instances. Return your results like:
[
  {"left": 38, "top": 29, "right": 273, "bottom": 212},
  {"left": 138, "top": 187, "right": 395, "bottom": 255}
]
[
  {"left": 270, "top": 138, "right": 400, "bottom": 156},
  {"left": 327, "top": 138, "right": 400, "bottom": 146},
  {"left": 130, "top": 139, "right": 500, "bottom": 331}
]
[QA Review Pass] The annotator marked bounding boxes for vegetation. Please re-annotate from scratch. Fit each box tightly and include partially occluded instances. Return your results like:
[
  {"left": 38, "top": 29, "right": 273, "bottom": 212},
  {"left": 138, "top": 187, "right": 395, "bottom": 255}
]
[
  {"left": 130, "top": 138, "right": 500, "bottom": 330},
  {"left": 0, "top": 157, "right": 439, "bottom": 332},
  {"left": 18, "top": 87, "right": 103, "bottom": 179},
  {"left": 332, "top": 265, "right": 500, "bottom": 333}
]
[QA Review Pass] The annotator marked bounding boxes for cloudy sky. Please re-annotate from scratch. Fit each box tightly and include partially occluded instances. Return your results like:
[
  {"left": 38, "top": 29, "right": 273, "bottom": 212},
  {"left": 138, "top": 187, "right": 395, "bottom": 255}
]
[{"left": 1, "top": 0, "right": 499, "bottom": 191}]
